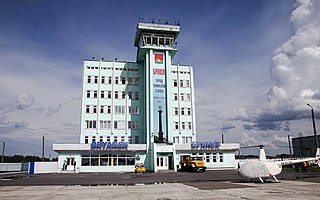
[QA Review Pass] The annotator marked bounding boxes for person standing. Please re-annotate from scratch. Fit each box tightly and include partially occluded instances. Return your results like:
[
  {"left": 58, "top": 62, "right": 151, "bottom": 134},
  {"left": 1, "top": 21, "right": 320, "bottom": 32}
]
[{"left": 72, "top": 159, "right": 76, "bottom": 172}]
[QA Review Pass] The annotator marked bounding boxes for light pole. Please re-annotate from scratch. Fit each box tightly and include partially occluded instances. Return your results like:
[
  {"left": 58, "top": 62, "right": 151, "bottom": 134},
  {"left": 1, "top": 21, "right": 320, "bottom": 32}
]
[
  {"left": 1, "top": 141, "right": 5, "bottom": 163},
  {"left": 42, "top": 133, "right": 48, "bottom": 162},
  {"left": 287, "top": 135, "right": 293, "bottom": 158},
  {"left": 307, "top": 103, "right": 319, "bottom": 150}
]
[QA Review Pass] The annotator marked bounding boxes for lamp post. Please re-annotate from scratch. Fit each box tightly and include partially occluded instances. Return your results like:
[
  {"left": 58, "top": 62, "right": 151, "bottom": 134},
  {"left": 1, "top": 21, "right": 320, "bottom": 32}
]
[
  {"left": 307, "top": 103, "right": 319, "bottom": 150},
  {"left": 42, "top": 133, "right": 48, "bottom": 162},
  {"left": 1, "top": 141, "right": 5, "bottom": 163},
  {"left": 287, "top": 135, "right": 293, "bottom": 158}
]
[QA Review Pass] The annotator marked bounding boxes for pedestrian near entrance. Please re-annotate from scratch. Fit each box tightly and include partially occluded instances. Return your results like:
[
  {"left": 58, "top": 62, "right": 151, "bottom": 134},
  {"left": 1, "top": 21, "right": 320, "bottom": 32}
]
[
  {"left": 73, "top": 160, "right": 76, "bottom": 172},
  {"left": 63, "top": 160, "right": 67, "bottom": 171}
]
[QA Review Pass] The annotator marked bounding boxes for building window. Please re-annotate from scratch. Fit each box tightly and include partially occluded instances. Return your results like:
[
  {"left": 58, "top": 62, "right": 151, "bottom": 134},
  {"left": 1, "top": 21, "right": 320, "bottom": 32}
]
[
  {"left": 180, "top": 80, "right": 183, "bottom": 87},
  {"left": 134, "top": 136, "right": 139, "bottom": 144},
  {"left": 106, "top": 136, "right": 111, "bottom": 142},
  {"left": 181, "top": 108, "right": 185, "bottom": 115},
  {"left": 101, "top": 91, "right": 105, "bottom": 98},
  {"left": 86, "top": 90, "right": 90, "bottom": 98},
  {"left": 85, "top": 120, "right": 96, "bottom": 129},
  {"left": 188, "top": 122, "right": 192, "bottom": 130},
  {"left": 93, "top": 91, "right": 98, "bottom": 98},
  {"left": 86, "top": 105, "right": 90, "bottom": 113},
  {"left": 93, "top": 105, "right": 97, "bottom": 113},
  {"left": 212, "top": 153, "right": 217, "bottom": 162},
  {"left": 115, "top": 91, "right": 119, "bottom": 99},
  {"left": 219, "top": 153, "right": 223, "bottom": 162},
  {"left": 187, "top": 108, "right": 191, "bottom": 115},
  {"left": 122, "top": 92, "right": 126, "bottom": 99},
  {"left": 174, "top": 122, "right": 179, "bottom": 130},
  {"left": 173, "top": 80, "right": 177, "bottom": 87},
  {"left": 174, "top": 107, "right": 178, "bottom": 115},
  {"left": 186, "top": 94, "right": 191, "bottom": 101},
  {"left": 108, "top": 91, "right": 112, "bottom": 98},
  {"left": 182, "top": 122, "right": 186, "bottom": 130},
  {"left": 107, "top": 106, "right": 111, "bottom": 113},
  {"left": 114, "top": 121, "right": 125, "bottom": 129},
  {"left": 129, "top": 106, "right": 139, "bottom": 114},
  {"left": 128, "top": 136, "right": 132, "bottom": 144},
  {"left": 121, "top": 77, "right": 126, "bottom": 84},
  {"left": 100, "top": 120, "right": 111, "bottom": 129},
  {"left": 174, "top": 93, "right": 178, "bottom": 101},
  {"left": 186, "top": 80, "right": 190, "bottom": 87},
  {"left": 99, "top": 136, "right": 103, "bottom": 142},
  {"left": 101, "top": 76, "right": 105, "bottom": 84},
  {"left": 121, "top": 136, "right": 125, "bottom": 142},
  {"left": 115, "top": 106, "right": 125, "bottom": 114},
  {"left": 81, "top": 154, "right": 135, "bottom": 167},
  {"left": 87, "top": 76, "right": 91, "bottom": 83},
  {"left": 173, "top": 137, "right": 179, "bottom": 143},
  {"left": 206, "top": 154, "right": 210, "bottom": 162},
  {"left": 85, "top": 136, "right": 88, "bottom": 144},
  {"left": 182, "top": 136, "right": 186, "bottom": 143},
  {"left": 108, "top": 77, "right": 112, "bottom": 84},
  {"left": 92, "top": 136, "right": 96, "bottom": 143},
  {"left": 115, "top": 77, "right": 119, "bottom": 84},
  {"left": 180, "top": 93, "right": 184, "bottom": 101},
  {"left": 128, "top": 121, "right": 139, "bottom": 129},
  {"left": 129, "top": 91, "right": 139, "bottom": 100},
  {"left": 94, "top": 76, "right": 98, "bottom": 83}
]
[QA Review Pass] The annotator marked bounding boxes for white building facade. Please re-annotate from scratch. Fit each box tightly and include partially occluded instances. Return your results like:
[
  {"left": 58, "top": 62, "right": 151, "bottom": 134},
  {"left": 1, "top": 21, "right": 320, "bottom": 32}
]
[{"left": 54, "top": 22, "right": 239, "bottom": 173}]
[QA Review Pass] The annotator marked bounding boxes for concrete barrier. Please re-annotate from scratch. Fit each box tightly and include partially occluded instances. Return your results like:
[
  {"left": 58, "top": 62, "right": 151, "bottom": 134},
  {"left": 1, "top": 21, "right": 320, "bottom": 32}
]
[
  {"left": 0, "top": 163, "right": 28, "bottom": 172},
  {"left": 31, "top": 162, "right": 58, "bottom": 174}
]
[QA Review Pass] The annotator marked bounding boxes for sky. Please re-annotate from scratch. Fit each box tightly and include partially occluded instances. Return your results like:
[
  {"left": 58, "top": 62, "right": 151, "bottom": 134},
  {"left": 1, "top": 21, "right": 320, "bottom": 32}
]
[{"left": 1, "top": 0, "right": 320, "bottom": 157}]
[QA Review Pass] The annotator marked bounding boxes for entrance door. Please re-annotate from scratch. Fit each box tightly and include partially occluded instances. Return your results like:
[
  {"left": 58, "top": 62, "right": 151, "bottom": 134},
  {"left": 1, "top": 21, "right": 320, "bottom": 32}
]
[
  {"left": 157, "top": 156, "right": 169, "bottom": 170},
  {"left": 66, "top": 157, "right": 75, "bottom": 171}
]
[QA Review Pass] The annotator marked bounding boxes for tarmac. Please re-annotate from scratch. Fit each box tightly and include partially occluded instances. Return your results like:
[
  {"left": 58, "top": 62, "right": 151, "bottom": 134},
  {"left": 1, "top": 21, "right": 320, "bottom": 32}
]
[
  {"left": 0, "top": 180, "right": 320, "bottom": 200},
  {"left": 1, "top": 170, "right": 320, "bottom": 199}
]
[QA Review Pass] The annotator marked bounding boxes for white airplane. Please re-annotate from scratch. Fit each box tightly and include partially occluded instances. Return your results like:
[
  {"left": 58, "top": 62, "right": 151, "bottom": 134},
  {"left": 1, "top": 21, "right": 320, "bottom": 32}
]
[{"left": 238, "top": 145, "right": 320, "bottom": 183}]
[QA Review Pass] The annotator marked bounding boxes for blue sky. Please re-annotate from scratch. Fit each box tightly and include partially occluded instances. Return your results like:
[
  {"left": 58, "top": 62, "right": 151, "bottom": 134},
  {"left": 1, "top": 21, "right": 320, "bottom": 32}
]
[{"left": 1, "top": 0, "right": 320, "bottom": 157}]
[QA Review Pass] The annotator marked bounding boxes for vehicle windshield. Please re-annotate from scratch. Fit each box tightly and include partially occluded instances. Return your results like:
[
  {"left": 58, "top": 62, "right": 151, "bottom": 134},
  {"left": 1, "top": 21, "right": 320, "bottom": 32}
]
[{"left": 190, "top": 157, "right": 202, "bottom": 161}]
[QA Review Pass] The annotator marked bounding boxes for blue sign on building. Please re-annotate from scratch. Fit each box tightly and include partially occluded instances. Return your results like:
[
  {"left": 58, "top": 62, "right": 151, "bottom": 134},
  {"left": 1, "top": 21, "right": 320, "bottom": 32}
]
[
  {"left": 191, "top": 141, "right": 220, "bottom": 148},
  {"left": 91, "top": 141, "right": 129, "bottom": 149}
]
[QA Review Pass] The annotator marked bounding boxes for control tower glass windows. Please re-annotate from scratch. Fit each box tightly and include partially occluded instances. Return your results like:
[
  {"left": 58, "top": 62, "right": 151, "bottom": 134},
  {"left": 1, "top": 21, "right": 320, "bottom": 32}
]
[{"left": 141, "top": 33, "right": 174, "bottom": 47}]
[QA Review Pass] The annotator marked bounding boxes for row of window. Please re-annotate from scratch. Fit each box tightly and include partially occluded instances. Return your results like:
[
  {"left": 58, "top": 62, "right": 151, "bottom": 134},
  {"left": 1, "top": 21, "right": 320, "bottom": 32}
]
[
  {"left": 86, "top": 66, "right": 139, "bottom": 72},
  {"left": 141, "top": 34, "right": 174, "bottom": 47},
  {"left": 87, "top": 76, "right": 139, "bottom": 85},
  {"left": 86, "top": 90, "right": 139, "bottom": 100},
  {"left": 173, "top": 93, "right": 191, "bottom": 101},
  {"left": 86, "top": 105, "right": 139, "bottom": 115},
  {"left": 86, "top": 66, "right": 190, "bottom": 75},
  {"left": 205, "top": 153, "right": 224, "bottom": 163},
  {"left": 84, "top": 136, "right": 140, "bottom": 144},
  {"left": 81, "top": 154, "right": 135, "bottom": 166},
  {"left": 173, "top": 136, "right": 193, "bottom": 144},
  {"left": 85, "top": 120, "right": 140, "bottom": 130},
  {"left": 173, "top": 80, "right": 190, "bottom": 88},
  {"left": 174, "top": 122, "right": 192, "bottom": 130},
  {"left": 172, "top": 71, "right": 190, "bottom": 74},
  {"left": 174, "top": 107, "right": 191, "bottom": 116}
]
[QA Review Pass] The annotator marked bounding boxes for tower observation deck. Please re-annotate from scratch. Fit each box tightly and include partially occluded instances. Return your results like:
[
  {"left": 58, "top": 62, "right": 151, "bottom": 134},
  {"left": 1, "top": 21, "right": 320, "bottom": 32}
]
[{"left": 134, "top": 22, "right": 180, "bottom": 62}]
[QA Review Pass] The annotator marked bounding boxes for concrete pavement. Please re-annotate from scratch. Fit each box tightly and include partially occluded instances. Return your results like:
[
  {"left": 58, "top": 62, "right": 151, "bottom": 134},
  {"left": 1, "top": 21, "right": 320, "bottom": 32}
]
[{"left": 0, "top": 180, "right": 319, "bottom": 200}]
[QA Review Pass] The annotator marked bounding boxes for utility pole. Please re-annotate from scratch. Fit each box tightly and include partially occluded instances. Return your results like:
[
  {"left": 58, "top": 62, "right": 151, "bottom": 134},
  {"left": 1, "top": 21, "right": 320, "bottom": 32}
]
[
  {"left": 288, "top": 135, "right": 292, "bottom": 158},
  {"left": 1, "top": 141, "right": 5, "bottom": 163},
  {"left": 307, "top": 104, "right": 319, "bottom": 150},
  {"left": 42, "top": 133, "right": 48, "bottom": 162}
]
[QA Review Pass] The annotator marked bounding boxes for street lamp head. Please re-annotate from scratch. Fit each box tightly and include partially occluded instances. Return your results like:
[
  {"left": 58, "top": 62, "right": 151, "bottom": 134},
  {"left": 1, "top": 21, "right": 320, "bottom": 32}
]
[{"left": 307, "top": 103, "right": 313, "bottom": 109}]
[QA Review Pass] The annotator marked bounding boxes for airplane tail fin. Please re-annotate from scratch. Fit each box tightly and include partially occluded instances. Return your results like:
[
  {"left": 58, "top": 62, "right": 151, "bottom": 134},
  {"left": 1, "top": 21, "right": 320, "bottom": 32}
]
[
  {"left": 316, "top": 148, "right": 320, "bottom": 158},
  {"left": 259, "top": 148, "right": 267, "bottom": 161}
]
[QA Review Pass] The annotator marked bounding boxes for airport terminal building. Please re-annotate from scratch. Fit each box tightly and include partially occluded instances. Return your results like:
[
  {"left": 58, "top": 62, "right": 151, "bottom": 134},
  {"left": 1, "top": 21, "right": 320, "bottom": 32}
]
[{"left": 53, "top": 22, "right": 239, "bottom": 173}]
